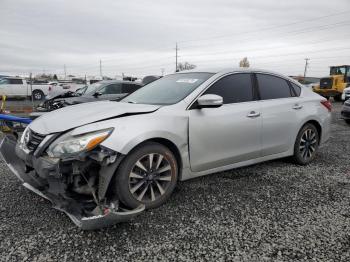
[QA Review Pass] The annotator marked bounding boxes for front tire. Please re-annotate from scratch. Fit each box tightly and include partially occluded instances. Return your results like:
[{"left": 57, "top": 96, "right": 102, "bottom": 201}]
[
  {"left": 345, "top": 119, "right": 350, "bottom": 125},
  {"left": 114, "top": 142, "right": 178, "bottom": 209},
  {"left": 292, "top": 123, "right": 320, "bottom": 165}
]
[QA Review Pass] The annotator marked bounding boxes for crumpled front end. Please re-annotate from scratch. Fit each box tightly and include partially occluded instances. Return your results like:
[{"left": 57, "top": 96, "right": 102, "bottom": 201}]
[{"left": 0, "top": 136, "right": 145, "bottom": 230}]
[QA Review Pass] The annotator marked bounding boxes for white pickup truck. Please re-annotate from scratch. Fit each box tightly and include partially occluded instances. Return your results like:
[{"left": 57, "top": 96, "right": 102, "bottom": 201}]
[{"left": 0, "top": 77, "right": 50, "bottom": 100}]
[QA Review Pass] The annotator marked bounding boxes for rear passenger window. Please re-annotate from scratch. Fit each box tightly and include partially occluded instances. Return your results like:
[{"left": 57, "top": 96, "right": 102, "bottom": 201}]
[
  {"left": 9, "top": 79, "right": 23, "bottom": 84},
  {"left": 203, "top": 73, "right": 254, "bottom": 104},
  {"left": 290, "top": 82, "right": 301, "bottom": 96},
  {"left": 256, "top": 74, "right": 292, "bottom": 100}
]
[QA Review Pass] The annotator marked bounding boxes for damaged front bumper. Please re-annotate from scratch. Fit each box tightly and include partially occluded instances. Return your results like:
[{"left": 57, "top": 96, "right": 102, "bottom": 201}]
[{"left": 0, "top": 137, "right": 145, "bottom": 230}]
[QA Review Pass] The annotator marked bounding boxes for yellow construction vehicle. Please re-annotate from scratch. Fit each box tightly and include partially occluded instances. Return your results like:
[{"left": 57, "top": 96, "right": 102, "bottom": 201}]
[{"left": 313, "top": 65, "right": 350, "bottom": 101}]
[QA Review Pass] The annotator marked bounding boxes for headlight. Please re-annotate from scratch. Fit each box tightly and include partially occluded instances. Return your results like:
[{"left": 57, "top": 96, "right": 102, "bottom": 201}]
[
  {"left": 46, "top": 128, "right": 113, "bottom": 158},
  {"left": 19, "top": 126, "right": 30, "bottom": 148}
]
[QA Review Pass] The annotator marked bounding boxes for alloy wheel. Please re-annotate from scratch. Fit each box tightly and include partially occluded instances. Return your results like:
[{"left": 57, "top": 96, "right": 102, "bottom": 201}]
[
  {"left": 128, "top": 153, "right": 174, "bottom": 203},
  {"left": 299, "top": 129, "right": 317, "bottom": 160}
]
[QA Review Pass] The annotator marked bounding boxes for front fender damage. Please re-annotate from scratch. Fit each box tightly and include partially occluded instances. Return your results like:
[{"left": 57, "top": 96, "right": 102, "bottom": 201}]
[{"left": 0, "top": 137, "right": 145, "bottom": 230}]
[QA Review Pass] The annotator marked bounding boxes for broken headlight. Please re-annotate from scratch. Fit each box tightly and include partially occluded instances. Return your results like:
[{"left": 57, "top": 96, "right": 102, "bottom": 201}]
[{"left": 46, "top": 128, "right": 113, "bottom": 158}]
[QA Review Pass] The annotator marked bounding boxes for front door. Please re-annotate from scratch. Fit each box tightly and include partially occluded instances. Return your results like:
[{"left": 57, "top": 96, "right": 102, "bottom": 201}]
[{"left": 189, "top": 73, "right": 262, "bottom": 172}]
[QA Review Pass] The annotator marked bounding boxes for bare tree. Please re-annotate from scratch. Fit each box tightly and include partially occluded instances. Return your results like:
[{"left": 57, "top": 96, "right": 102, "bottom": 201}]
[
  {"left": 239, "top": 57, "right": 250, "bottom": 68},
  {"left": 177, "top": 62, "right": 196, "bottom": 72}
]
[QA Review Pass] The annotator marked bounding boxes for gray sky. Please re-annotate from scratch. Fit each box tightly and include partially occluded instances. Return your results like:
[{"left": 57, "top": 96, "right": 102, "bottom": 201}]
[{"left": 1, "top": 0, "right": 350, "bottom": 78}]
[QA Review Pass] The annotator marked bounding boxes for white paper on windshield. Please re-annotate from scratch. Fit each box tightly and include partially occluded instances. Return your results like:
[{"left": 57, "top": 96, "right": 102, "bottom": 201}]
[{"left": 176, "top": 79, "right": 198, "bottom": 84}]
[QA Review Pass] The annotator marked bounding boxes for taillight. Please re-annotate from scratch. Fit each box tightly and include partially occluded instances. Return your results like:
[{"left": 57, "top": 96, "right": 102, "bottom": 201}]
[{"left": 321, "top": 100, "right": 332, "bottom": 112}]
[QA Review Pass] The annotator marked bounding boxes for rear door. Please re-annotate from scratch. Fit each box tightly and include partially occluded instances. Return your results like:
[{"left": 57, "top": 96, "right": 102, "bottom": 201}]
[
  {"left": 256, "top": 73, "right": 303, "bottom": 156},
  {"left": 189, "top": 73, "right": 262, "bottom": 172}
]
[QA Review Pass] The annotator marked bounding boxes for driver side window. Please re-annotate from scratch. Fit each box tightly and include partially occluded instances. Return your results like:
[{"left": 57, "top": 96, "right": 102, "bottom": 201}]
[{"left": 203, "top": 73, "right": 254, "bottom": 104}]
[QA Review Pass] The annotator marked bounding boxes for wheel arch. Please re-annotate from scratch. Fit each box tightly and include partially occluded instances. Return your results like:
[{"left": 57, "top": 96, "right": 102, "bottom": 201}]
[
  {"left": 105, "top": 137, "right": 184, "bottom": 204},
  {"left": 300, "top": 119, "right": 322, "bottom": 144},
  {"left": 128, "top": 137, "right": 183, "bottom": 180},
  {"left": 32, "top": 89, "right": 44, "bottom": 94}
]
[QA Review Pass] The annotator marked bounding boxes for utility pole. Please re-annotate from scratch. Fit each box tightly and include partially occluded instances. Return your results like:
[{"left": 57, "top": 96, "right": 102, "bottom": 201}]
[
  {"left": 100, "top": 59, "right": 103, "bottom": 79},
  {"left": 30, "top": 72, "right": 34, "bottom": 109},
  {"left": 303, "top": 58, "right": 310, "bottom": 79},
  {"left": 175, "top": 42, "right": 179, "bottom": 72},
  {"left": 64, "top": 64, "right": 67, "bottom": 80}
]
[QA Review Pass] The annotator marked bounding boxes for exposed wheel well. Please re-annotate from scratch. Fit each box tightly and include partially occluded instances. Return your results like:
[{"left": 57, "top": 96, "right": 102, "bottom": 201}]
[
  {"left": 303, "top": 120, "right": 322, "bottom": 144},
  {"left": 133, "top": 138, "right": 183, "bottom": 179}
]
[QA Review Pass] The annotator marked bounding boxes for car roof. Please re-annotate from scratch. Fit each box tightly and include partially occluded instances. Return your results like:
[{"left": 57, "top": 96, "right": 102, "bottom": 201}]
[
  {"left": 179, "top": 67, "right": 303, "bottom": 87},
  {"left": 99, "top": 80, "right": 142, "bottom": 85},
  {"left": 183, "top": 67, "right": 286, "bottom": 75}
]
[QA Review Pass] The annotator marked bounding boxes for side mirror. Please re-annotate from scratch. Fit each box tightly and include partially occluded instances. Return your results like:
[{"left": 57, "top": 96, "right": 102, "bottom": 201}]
[
  {"left": 197, "top": 94, "right": 223, "bottom": 108},
  {"left": 93, "top": 92, "right": 102, "bottom": 97}
]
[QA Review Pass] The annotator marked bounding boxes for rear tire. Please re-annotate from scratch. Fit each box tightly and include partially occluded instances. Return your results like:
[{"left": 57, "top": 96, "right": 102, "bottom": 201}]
[
  {"left": 292, "top": 123, "right": 320, "bottom": 165},
  {"left": 114, "top": 142, "right": 178, "bottom": 209},
  {"left": 345, "top": 119, "right": 350, "bottom": 125},
  {"left": 32, "top": 90, "right": 44, "bottom": 100}
]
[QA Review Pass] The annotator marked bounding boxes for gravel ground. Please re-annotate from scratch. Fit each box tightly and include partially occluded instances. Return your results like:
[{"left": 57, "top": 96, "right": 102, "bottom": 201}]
[{"left": 0, "top": 102, "right": 349, "bottom": 261}]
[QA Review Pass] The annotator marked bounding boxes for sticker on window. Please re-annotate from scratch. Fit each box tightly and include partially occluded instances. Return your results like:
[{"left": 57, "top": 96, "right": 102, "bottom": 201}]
[{"left": 176, "top": 79, "right": 198, "bottom": 84}]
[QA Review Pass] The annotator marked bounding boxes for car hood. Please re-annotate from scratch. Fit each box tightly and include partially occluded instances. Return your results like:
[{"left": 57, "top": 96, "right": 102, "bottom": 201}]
[{"left": 29, "top": 101, "right": 160, "bottom": 134}]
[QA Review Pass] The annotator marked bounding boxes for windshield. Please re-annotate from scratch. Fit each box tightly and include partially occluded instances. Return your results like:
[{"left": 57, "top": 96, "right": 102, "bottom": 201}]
[
  {"left": 85, "top": 82, "right": 104, "bottom": 94},
  {"left": 75, "top": 86, "right": 87, "bottom": 95},
  {"left": 122, "top": 72, "right": 214, "bottom": 105}
]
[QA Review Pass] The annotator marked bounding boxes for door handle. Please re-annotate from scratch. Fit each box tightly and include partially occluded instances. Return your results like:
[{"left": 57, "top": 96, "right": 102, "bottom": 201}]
[
  {"left": 292, "top": 104, "right": 303, "bottom": 110},
  {"left": 247, "top": 111, "right": 261, "bottom": 118}
]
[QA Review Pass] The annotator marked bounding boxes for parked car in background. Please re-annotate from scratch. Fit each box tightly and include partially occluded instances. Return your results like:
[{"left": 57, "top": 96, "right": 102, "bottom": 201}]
[
  {"left": 34, "top": 80, "right": 142, "bottom": 113},
  {"left": 341, "top": 99, "right": 350, "bottom": 124},
  {"left": 0, "top": 77, "right": 50, "bottom": 100},
  {"left": 35, "top": 86, "right": 87, "bottom": 112},
  {"left": 341, "top": 87, "right": 350, "bottom": 101},
  {"left": 0, "top": 68, "right": 331, "bottom": 229}
]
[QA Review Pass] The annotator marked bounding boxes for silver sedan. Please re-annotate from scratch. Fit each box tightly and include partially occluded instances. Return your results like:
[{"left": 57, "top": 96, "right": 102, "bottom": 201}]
[{"left": 0, "top": 68, "right": 331, "bottom": 229}]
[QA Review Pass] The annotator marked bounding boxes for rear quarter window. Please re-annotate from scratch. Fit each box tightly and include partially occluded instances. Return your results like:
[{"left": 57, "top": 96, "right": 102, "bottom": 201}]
[
  {"left": 290, "top": 82, "right": 302, "bottom": 96},
  {"left": 256, "top": 74, "right": 292, "bottom": 100}
]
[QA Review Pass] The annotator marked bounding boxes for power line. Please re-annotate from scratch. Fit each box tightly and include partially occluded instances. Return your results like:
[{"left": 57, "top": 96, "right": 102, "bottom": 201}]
[
  {"left": 177, "top": 10, "right": 350, "bottom": 44},
  {"left": 181, "top": 20, "right": 350, "bottom": 50},
  {"left": 50, "top": 20, "right": 350, "bottom": 72},
  {"left": 185, "top": 46, "right": 350, "bottom": 65}
]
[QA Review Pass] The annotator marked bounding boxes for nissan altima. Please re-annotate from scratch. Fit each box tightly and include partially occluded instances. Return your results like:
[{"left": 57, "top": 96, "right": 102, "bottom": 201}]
[{"left": 0, "top": 68, "right": 331, "bottom": 229}]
